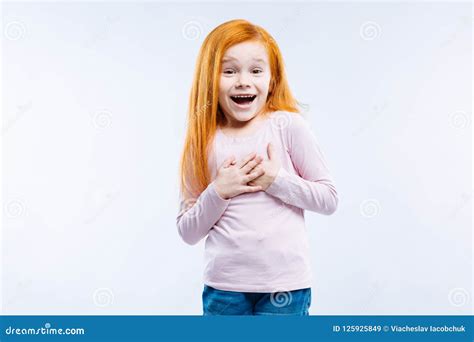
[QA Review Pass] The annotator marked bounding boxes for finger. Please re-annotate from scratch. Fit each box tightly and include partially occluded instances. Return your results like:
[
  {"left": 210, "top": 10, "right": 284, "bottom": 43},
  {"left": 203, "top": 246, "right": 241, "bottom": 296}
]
[
  {"left": 241, "top": 157, "right": 262, "bottom": 174},
  {"left": 242, "top": 185, "right": 263, "bottom": 193},
  {"left": 226, "top": 158, "right": 237, "bottom": 168},
  {"left": 220, "top": 156, "right": 236, "bottom": 169},
  {"left": 237, "top": 152, "right": 257, "bottom": 168},
  {"left": 244, "top": 168, "right": 265, "bottom": 183}
]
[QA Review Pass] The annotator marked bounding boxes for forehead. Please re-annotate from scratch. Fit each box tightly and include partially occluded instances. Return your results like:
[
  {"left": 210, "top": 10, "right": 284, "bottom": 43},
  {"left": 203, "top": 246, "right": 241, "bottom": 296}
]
[{"left": 222, "top": 41, "right": 269, "bottom": 64}]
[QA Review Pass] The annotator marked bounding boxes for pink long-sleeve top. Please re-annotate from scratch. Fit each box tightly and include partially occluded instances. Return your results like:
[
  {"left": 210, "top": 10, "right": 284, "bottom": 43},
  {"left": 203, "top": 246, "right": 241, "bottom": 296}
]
[{"left": 176, "top": 111, "right": 338, "bottom": 293}]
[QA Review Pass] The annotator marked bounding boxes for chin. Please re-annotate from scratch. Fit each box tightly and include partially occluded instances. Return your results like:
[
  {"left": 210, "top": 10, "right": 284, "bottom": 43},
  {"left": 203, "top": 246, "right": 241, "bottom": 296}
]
[
  {"left": 233, "top": 112, "right": 258, "bottom": 122},
  {"left": 221, "top": 100, "right": 266, "bottom": 125}
]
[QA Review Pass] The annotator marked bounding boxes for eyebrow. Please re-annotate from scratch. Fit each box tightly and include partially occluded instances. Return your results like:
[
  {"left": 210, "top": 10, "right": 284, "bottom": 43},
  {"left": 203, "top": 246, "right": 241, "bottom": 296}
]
[{"left": 222, "top": 57, "right": 266, "bottom": 63}]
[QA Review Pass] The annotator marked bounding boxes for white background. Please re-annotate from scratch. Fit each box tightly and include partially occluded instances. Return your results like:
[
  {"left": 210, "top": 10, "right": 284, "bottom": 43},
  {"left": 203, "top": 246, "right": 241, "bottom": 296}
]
[{"left": 1, "top": 1, "right": 472, "bottom": 315}]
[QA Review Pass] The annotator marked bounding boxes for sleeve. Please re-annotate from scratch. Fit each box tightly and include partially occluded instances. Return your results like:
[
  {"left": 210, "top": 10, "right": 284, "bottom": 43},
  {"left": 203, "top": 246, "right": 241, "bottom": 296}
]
[
  {"left": 176, "top": 181, "right": 231, "bottom": 245},
  {"left": 265, "top": 113, "right": 339, "bottom": 215}
]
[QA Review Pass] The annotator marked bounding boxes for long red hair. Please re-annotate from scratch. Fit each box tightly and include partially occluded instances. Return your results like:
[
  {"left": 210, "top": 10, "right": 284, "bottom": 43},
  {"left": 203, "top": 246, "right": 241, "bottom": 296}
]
[{"left": 179, "top": 19, "right": 300, "bottom": 198}]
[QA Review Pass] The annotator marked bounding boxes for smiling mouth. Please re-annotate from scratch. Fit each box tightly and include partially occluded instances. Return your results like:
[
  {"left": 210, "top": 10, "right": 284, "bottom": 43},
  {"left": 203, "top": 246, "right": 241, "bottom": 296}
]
[{"left": 230, "top": 95, "right": 257, "bottom": 105}]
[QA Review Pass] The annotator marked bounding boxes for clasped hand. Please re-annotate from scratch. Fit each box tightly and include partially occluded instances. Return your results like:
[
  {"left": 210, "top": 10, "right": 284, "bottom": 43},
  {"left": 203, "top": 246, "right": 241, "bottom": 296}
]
[{"left": 213, "top": 143, "right": 280, "bottom": 200}]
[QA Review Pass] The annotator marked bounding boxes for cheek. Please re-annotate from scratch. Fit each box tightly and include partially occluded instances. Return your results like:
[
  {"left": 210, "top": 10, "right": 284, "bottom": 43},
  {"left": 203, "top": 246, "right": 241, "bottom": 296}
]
[
  {"left": 218, "top": 86, "right": 228, "bottom": 103},
  {"left": 256, "top": 76, "right": 271, "bottom": 94},
  {"left": 219, "top": 77, "right": 232, "bottom": 94}
]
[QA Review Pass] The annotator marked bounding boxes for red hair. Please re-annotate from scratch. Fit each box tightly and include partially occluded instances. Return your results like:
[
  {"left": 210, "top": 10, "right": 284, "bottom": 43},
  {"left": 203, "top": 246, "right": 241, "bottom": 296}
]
[{"left": 179, "top": 19, "right": 300, "bottom": 198}]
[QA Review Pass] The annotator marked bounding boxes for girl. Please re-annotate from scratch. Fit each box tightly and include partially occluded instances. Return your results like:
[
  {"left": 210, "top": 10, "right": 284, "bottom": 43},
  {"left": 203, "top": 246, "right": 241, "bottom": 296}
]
[{"left": 177, "top": 19, "right": 338, "bottom": 316}]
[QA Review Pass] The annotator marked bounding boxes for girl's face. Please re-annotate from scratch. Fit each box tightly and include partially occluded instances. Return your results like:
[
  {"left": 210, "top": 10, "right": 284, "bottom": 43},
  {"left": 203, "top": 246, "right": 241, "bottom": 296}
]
[{"left": 218, "top": 41, "right": 272, "bottom": 128}]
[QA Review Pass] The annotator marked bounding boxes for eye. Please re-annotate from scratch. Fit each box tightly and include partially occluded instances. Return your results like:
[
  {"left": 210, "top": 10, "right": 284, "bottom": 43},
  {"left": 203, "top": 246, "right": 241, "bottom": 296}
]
[
  {"left": 252, "top": 69, "right": 263, "bottom": 74},
  {"left": 223, "top": 69, "right": 236, "bottom": 75}
]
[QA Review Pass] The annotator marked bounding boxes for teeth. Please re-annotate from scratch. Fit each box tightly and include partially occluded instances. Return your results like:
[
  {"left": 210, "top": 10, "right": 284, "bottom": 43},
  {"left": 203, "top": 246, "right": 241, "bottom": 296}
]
[{"left": 232, "top": 95, "right": 255, "bottom": 98}]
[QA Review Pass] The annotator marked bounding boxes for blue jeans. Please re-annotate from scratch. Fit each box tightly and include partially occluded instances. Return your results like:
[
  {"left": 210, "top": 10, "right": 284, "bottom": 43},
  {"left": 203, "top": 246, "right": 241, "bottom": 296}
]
[{"left": 202, "top": 285, "right": 311, "bottom": 316}]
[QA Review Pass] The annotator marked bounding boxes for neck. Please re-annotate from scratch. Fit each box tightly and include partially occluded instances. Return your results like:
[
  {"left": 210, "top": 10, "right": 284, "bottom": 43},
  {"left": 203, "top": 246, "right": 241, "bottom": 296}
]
[{"left": 220, "top": 109, "right": 268, "bottom": 130}]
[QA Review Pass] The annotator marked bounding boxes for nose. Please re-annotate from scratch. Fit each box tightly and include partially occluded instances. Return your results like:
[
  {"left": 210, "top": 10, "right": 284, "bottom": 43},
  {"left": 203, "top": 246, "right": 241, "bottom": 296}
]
[{"left": 235, "top": 72, "right": 251, "bottom": 88}]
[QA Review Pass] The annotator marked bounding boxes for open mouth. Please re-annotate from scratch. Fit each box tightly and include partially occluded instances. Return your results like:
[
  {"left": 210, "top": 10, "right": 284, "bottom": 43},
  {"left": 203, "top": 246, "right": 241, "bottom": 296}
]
[{"left": 230, "top": 94, "right": 257, "bottom": 106}]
